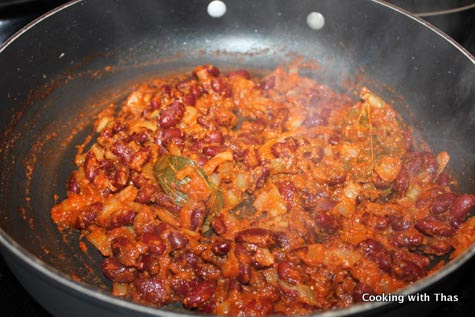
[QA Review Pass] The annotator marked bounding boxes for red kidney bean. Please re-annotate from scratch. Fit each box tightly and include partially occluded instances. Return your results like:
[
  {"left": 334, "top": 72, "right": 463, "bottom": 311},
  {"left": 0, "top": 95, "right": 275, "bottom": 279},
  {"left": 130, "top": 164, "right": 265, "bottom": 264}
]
[
  {"left": 211, "top": 78, "right": 232, "bottom": 97},
  {"left": 141, "top": 230, "right": 167, "bottom": 255},
  {"left": 132, "top": 174, "right": 147, "bottom": 188},
  {"left": 202, "top": 145, "right": 222, "bottom": 157},
  {"left": 260, "top": 76, "right": 275, "bottom": 91},
  {"left": 317, "top": 199, "right": 337, "bottom": 212},
  {"left": 328, "top": 134, "right": 340, "bottom": 145},
  {"left": 373, "top": 216, "right": 388, "bottom": 230},
  {"left": 150, "top": 98, "right": 161, "bottom": 110},
  {"left": 159, "top": 100, "right": 185, "bottom": 128},
  {"left": 359, "top": 239, "right": 391, "bottom": 273},
  {"left": 130, "top": 148, "right": 151, "bottom": 171},
  {"left": 112, "top": 165, "right": 129, "bottom": 190},
  {"left": 141, "top": 253, "right": 160, "bottom": 275},
  {"left": 67, "top": 174, "right": 80, "bottom": 194},
  {"left": 111, "top": 141, "right": 134, "bottom": 164},
  {"left": 167, "top": 231, "right": 189, "bottom": 250},
  {"left": 328, "top": 173, "right": 347, "bottom": 186},
  {"left": 271, "top": 138, "right": 298, "bottom": 159},
  {"left": 387, "top": 215, "right": 410, "bottom": 231},
  {"left": 315, "top": 211, "right": 339, "bottom": 233},
  {"left": 193, "top": 65, "right": 220, "bottom": 79},
  {"left": 393, "top": 167, "right": 409, "bottom": 194},
  {"left": 84, "top": 151, "right": 99, "bottom": 182},
  {"left": 300, "top": 192, "right": 318, "bottom": 211},
  {"left": 198, "top": 263, "right": 221, "bottom": 280},
  {"left": 204, "top": 130, "right": 223, "bottom": 145},
  {"left": 227, "top": 279, "right": 243, "bottom": 294},
  {"left": 392, "top": 259, "right": 425, "bottom": 282},
  {"left": 161, "top": 127, "right": 184, "bottom": 146},
  {"left": 75, "top": 202, "right": 102, "bottom": 229},
  {"left": 190, "top": 84, "right": 203, "bottom": 99},
  {"left": 431, "top": 192, "right": 457, "bottom": 214},
  {"left": 135, "top": 184, "right": 158, "bottom": 204},
  {"left": 102, "top": 257, "right": 137, "bottom": 283},
  {"left": 211, "top": 215, "right": 227, "bottom": 235},
  {"left": 270, "top": 108, "right": 290, "bottom": 130},
  {"left": 171, "top": 278, "right": 198, "bottom": 296},
  {"left": 353, "top": 282, "right": 376, "bottom": 302},
  {"left": 155, "top": 192, "right": 181, "bottom": 214},
  {"left": 161, "top": 84, "right": 172, "bottom": 96},
  {"left": 274, "top": 232, "right": 291, "bottom": 250},
  {"left": 235, "top": 228, "right": 275, "bottom": 247},
  {"left": 277, "top": 181, "right": 297, "bottom": 204},
  {"left": 112, "top": 120, "right": 128, "bottom": 133},
  {"left": 250, "top": 166, "right": 269, "bottom": 191},
  {"left": 238, "top": 262, "right": 251, "bottom": 284},
  {"left": 228, "top": 69, "right": 251, "bottom": 79},
  {"left": 106, "top": 210, "right": 136, "bottom": 229},
  {"left": 395, "top": 232, "right": 423, "bottom": 247},
  {"left": 135, "top": 276, "right": 170, "bottom": 305},
  {"left": 211, "top": 239, "right": 231, "bottom": 256},
  {"left": 427, "top": 238, "right": 453, "bottom": 255},
  {"left": 190, "top": 202, "right": 207, "bottom": 231},
  {"left": 196, "top": 115, "right": 213, "bottom": 129},
  {"left": 436, "top": 172, "right": 451, "bottom": 186},
  {"left": 127, "top": 131, "right": 150, "bottom": 145},
  {"left": 415, "top": 217, "right": 455, "bottom": 237},
  {"left": 277, "top": 261, "right": 302, "bottom": 284},
  {"left": 183, "top": 280, "right": 215, "bottom": 308},
  {"left": 183, "top": 93, "right": 196, "bottom": 106},
  {"left": 449, "top": 194, "right": 475, "bottom": 227}
]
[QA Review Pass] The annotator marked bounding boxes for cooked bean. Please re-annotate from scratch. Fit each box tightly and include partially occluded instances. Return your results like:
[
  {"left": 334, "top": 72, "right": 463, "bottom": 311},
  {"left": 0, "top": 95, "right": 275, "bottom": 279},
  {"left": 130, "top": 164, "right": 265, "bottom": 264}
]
[
  {"left": 67, "top": 174, "right": 80, "bottom": 194},
  {"left": 393, "top": 167, "right": 409, "bottom": 194},
  {"left": 141, "top": 253, "right": 160, "bottom": 275},
  {"left": 211, "top": 239, "right": 232, "bottom": 256},
  {"left": 135, "top": 276, "right": 170, "bottom": 305},
  {"left": 106, "top": 210, "right": 136, "bottom": 229},
  {"left": 359, "top": 239, "right": 391, "bottom": 273},
  {"left": 135, "top": 184, "right": 158, "bottom": 204},
  {"left": 271, "top": 139, "right": 298, "bottom": 159},
  {"left": 75, "top": 202, "right": 102, "bottom": 229},
  {"left": 235, "top": 228, "right": 275, "bottom": 247},
  {"left": 315, "top": 211, "right": 340, "bottom": 233},
  {"left": 159, "top": 100, "right": 185, "bottom": 128},
  {"left": 203, "top": 145, "right": 222, "bottom": 158},
  {"left": 102, "top": 257, "right": 137, "bottom": 283},
  {"left": 415, "top": 217, "right": 455, "bottom": 237},
  {"left": 431, "top": 192, "right": 457, "bottom": 214},
  {"left": 211, "top": 215, "right": 227, "bottom": 235},
  {"left": 161, "top": 128, "right": 184, "bottom": 145},
  {"left": 387, "top": 215, "right": 410, "bottom": 231},
  {"left": 204, "top": 130, "right": 224, "bottom": 145},
  {"left": 112, "top": 165, "right": 129, "bottom": 190},
  {"left": 167, "top": 231, "right": 189, "bottom": 250},
  {"left": 449, "top": 194, "right": 475, "bottom": 227},
  {"left": 183, "top": 280, "right": 215, "bottom": 308},
  {"left": 84, "top": 151, "right": 99, "bottom": 182},
  {"left": 353, "top": 283, "right": 375, "bottom": 302},
  {"left": 392, "top": 259, "right": 425, "bottom": 282},
  {"left": 190, "top": 202, "right": 207, "bottom": 231}
]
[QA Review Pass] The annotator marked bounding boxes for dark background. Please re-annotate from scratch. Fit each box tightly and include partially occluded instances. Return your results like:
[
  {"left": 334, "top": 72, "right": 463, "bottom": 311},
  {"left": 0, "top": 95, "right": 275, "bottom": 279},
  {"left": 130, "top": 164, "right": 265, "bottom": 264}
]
[{"left": 0, "top": 0, "right": 474, "bottom": 316}]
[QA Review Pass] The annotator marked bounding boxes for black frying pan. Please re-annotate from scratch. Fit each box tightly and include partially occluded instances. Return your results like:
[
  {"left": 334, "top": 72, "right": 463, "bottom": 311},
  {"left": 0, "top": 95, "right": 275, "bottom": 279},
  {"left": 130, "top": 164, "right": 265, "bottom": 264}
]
[{"left": 1, "top": 0, "right": 475, "bottom": 316}]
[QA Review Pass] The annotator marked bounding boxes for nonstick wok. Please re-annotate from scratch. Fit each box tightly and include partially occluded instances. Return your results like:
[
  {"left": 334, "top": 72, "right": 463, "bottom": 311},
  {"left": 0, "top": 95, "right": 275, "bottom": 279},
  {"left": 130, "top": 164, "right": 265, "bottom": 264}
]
[{"left": 1, "top": 0, "right": 475, "bottom": 316}]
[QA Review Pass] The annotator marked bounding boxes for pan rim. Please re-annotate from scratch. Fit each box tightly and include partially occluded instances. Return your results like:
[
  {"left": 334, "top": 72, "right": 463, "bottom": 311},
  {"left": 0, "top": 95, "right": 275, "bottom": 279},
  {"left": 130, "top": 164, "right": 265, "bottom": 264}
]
[{"left": 0, "top": 0, "right": 474, "bottom": 316}]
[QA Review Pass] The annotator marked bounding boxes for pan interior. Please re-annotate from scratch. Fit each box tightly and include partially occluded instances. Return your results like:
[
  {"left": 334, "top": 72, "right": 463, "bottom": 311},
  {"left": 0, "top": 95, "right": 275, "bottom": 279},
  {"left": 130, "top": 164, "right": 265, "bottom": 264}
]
[{"left": 1, "top": 0, "right": 475, "bottom": 315}]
